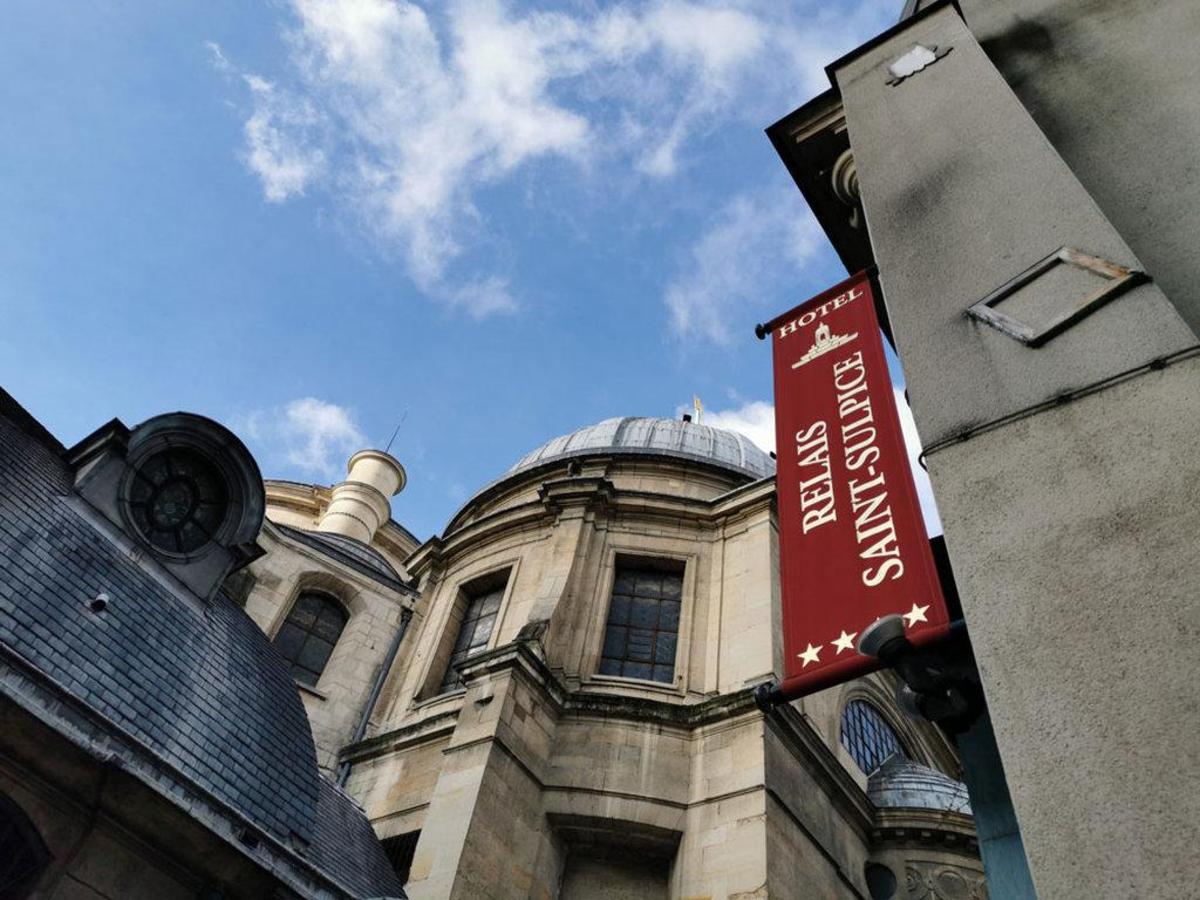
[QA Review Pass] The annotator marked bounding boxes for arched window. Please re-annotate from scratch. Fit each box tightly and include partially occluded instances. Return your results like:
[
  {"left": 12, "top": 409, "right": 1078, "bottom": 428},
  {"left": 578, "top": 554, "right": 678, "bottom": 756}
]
[
  {"left": 274, "top": 591, "right": 348, "bottom": 687},
  {"left": 840, "top": 699, "right": 908, "bottom": 775},
  {"left": 0, "top": 792, "right": 51, "bottom": 898}
]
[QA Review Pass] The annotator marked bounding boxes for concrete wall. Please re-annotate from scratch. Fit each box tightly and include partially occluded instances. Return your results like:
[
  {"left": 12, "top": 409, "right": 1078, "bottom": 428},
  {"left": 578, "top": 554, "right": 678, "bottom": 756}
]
[
  {"left": 922, "top": 0, "right": 1200, "bottom": 334},
  {"left": 830, "top": 4, "right": 1200, "bottom": 895}
]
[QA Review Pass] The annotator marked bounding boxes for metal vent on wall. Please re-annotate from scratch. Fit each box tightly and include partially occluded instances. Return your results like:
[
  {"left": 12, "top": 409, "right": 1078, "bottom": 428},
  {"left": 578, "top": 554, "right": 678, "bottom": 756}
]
[{"left": 967, "top": 247, "right": 1148, "bottom": 347}]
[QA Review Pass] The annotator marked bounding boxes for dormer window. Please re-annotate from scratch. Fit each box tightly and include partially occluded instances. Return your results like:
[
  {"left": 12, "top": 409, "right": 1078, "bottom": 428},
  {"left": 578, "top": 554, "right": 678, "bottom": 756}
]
[
  {"left": 126, "top": 448, "right": 229, "bottom": 555},
  {"left": 67, "top": 411, "right": 267, "bottom": 602}
]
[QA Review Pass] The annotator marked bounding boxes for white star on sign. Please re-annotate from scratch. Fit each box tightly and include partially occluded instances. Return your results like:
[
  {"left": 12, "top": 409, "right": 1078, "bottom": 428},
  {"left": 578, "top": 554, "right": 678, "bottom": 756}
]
[
  {"left": 798, "top": 643, "right": 823, "bottom": 667},
  {"left": 832, "top": 630, "right": 858, "bottom": 654},
  {"left": 903, "top": 604, "right": 930, "bottom": 627}
]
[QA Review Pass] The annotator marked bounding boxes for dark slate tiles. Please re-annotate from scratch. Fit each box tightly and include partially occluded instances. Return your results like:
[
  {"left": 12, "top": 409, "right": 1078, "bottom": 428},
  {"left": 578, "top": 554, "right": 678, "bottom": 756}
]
[
  {"left": 310, "top": 778, "right": 406, "bottom": 900},
  {"left": 0, "top": 394, "right": 408, "bottom": 898},
  {"left": 0, "top": 406, "right": 318, "bottom": 847}
]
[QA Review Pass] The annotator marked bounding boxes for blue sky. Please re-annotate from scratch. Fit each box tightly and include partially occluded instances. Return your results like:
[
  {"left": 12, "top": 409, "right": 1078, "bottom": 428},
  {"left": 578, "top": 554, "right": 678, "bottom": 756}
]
[{"left": 0, "top": 0, "right": 938, "bottom": 540}]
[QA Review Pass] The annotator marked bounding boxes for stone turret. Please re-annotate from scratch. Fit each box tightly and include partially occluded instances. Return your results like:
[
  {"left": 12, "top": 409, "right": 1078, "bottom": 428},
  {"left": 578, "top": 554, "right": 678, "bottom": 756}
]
[{"left": 317, "top": 449, "right": 406, "bottom": 544}]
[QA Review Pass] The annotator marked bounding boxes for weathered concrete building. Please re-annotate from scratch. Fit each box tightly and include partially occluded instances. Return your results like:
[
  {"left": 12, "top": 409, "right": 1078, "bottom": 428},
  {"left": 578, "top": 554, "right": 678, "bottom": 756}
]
[{"left": 768, "top": 0, "right": 1200, "bottom": 896}]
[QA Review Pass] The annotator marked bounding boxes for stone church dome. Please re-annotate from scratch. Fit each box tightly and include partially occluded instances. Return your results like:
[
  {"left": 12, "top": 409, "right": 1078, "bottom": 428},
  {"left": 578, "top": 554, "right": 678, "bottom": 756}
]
[
  {"left": 509, "top": 416, "right": 775, "bottom": 480},
  {"left": 868, "top": 756, "right": 973, "bottom": 815}
]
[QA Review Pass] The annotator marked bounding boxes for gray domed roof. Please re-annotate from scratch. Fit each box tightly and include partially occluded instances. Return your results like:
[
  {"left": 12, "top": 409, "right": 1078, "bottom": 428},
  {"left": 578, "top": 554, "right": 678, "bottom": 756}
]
[
  {"left": 868, "top": 756, "right": 973, "bottom": 815},
  {"left": 510, "top": 417, "right": 775, "bottom": 480}
]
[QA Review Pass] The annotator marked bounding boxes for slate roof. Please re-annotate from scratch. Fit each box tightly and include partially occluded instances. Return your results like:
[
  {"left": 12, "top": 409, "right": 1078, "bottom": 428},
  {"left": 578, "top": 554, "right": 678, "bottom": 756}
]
[
  {"left": 276, "top": 523, "right": 410, "bottom": 593},
  {"left": 510, "top": 416, "right": 776, "bottom": 480},
  {"left": 0, "top": 390, "right": 404, "bottom": 899},
  {"left": 312, "top": 778, "right": 407, "bottom": 898}
]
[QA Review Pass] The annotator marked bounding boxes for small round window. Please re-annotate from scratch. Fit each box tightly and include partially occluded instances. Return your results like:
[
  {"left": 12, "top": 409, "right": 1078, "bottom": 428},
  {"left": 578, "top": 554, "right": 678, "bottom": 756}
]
[{"left": 126, "top": 448, "right": 228, "bottom": 554}]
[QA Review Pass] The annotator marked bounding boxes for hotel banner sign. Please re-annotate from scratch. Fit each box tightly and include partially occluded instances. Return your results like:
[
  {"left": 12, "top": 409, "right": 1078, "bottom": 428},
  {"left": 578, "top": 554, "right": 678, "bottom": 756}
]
[{"left": 768, "top": 271, "right": 948, "bottom": 698}]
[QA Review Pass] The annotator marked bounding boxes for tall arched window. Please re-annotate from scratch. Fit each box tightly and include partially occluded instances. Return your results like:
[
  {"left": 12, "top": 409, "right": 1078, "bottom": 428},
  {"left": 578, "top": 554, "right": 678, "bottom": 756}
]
[
  {"left": 0, "top": 792, "right": 51, "bottom": 898},
  {"left": 274, "top": 591, "right": 348, "bottom": 687},
  {"left": 840, "top": 699, "right": 908, "bottom": 775}
]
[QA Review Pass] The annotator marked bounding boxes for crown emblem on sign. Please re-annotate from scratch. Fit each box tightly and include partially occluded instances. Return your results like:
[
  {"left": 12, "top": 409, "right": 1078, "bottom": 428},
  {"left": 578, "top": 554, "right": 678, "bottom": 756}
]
[{"left": 791, "top": 322, "right": 858, "bottom": 369}]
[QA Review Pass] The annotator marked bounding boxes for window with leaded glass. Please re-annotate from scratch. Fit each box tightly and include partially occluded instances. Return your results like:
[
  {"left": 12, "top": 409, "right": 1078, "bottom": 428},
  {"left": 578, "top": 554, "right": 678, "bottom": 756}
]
[
  {"left": 438, "top": 583, "right": 504, "bottom": 693},
  {"left": 126, "top": 447, "right": 229, "bottom": 555},
  {"left": 597, "top": 561, "right": 683, "bottom": 684},
  {"left": 273, "top": 592, "right": 348, "bottom": 688},
  {"left": 840, "top": 699, "right": 908, "bottom": 774}
]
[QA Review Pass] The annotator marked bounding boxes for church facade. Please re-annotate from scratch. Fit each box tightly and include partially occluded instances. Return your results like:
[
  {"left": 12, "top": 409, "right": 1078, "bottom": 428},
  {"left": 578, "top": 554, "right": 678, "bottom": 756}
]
[
  {"left": 240, "top": 417, "right": 984, "bottom": 899},
  {"left": 0, "top": 391, "right": 983, "bottom": 899},
  {"left": 22, "top": 0, "right": 1200, "bottom": 894}
]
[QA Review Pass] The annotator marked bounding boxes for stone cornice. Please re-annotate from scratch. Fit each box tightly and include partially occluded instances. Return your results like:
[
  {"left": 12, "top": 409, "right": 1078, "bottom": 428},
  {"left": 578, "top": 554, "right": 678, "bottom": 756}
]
[
  {"left": 405, "top": 505, "right": 550, "bottom": 579},
  {"left": 339, "top": 708, "right": 460, "bottom": 763},
  {"left": 537, "top": 476, "right": 616, "bottom": 515},
  {"left": 870, "top": 807, "right": 979, "bottom": 851},
  {"left": 405, "top": 473, "right": 777, "bottom": 579},
  {"left": 341, "top": 640, "right": 770, "bottom": 766},
  {"left": 444, "top": 453, "right": 752, "bottom": 534}
]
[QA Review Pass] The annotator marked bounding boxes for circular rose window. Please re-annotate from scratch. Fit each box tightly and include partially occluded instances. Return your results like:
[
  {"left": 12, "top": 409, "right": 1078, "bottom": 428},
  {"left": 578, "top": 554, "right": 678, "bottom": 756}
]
[{"left": 126, "top": 448, "right": 229, "bottom": 554}]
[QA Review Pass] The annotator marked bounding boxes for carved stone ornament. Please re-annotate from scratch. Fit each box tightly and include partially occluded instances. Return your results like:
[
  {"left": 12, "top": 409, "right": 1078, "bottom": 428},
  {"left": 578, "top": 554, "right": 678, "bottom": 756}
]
[
  {"left": 886, "top": 44, "right": 951, "bottom": 85},
  {"left": 905, "top": 862, "right": 988, "bottom": 900},
  {"left": 831, "top": 149, "right": 860, "bottom": 207}
]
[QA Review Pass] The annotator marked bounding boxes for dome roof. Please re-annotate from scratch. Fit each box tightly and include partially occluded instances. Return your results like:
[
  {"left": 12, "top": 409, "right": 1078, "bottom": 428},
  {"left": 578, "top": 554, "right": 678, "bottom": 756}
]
[
  {"left": 867, "top": 756, "right": 973, "bottom": 815},
  {"left": 510, "top": 417, "right": 775, "bottom": 480}
]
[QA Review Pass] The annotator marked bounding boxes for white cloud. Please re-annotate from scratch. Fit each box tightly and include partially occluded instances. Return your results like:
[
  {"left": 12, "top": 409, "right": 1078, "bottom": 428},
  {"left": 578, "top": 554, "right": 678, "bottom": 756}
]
[
  {"left": 209, "top": 0, "right": 893, "bottom": 316},
  {"left": 702, "top": 391, "right": 943, "bottom": 536},
  {"left": 702, "top": 399, "right": 777, "bottom": 456},
  {"left": 205, "top": 40, "right": 234, "bottom": 75},
  {"left": 443, "top": 274, "right": 518, "bottom": 319},
  {"left": 242, "top": 76, "right": 326, "bottom": 202},
  {"left": 239, "top": 397, "right": 366, "bottom": 479},
  {"left": 664, "top": 188, "right": 824, "bottom": 345}
]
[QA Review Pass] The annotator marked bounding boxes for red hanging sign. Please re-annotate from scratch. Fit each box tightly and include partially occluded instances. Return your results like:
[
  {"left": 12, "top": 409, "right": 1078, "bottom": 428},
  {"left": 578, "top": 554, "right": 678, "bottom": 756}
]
[{"left": 769, "top": 271, "right": 948, "bottom": 698}]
